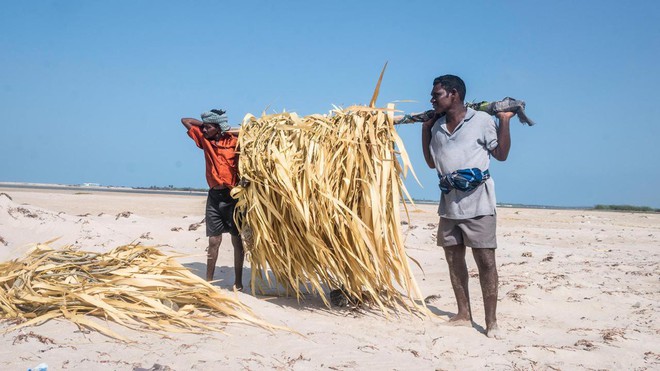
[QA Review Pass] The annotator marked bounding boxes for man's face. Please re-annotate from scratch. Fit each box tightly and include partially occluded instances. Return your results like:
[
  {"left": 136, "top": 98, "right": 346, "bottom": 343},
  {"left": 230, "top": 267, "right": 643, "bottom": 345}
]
[
  {"left": 201, "top": 123, "right": 220, "bottom": 139},
  {"left": 430, "top": 84, "right": 452, "bottom": 114}
]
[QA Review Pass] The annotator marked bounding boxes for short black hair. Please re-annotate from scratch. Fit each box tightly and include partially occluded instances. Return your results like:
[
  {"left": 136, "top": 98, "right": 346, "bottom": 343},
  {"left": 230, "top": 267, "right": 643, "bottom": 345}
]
[{"left": 432, "top": 75, "right": 466, "bottom": 101}]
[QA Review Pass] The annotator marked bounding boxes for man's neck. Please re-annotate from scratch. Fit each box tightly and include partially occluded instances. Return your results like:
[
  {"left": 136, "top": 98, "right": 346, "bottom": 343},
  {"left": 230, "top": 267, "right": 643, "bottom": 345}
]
[{"left": 444, "top": 104, "right": 467, "bottom": 132}]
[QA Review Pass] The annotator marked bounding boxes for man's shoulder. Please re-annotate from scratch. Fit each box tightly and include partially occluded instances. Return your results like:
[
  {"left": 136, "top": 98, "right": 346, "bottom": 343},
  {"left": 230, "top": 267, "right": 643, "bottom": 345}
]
[
  {"left": 469, "top": 110, "right": 496, "bottom": 130},
  {"left": 216, "top": 133, "right": 238, "bottom": 146},
  {"left": 472, "top": 110, "right": 494, "bottom": 122}
]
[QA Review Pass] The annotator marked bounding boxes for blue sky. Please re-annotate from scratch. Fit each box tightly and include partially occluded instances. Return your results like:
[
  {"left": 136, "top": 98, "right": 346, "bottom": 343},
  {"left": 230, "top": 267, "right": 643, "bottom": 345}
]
[{"left": 1, "top": 1, "right": 659, "bottom": 208}]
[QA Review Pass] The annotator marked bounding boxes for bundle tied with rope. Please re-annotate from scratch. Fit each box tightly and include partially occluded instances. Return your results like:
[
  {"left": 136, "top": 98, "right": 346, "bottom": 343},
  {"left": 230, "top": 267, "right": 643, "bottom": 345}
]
[
  {"left": 230, "top": 65, "right": 426, "bottom": 313},
  {"left": 231, "top": 105, "right": 424, "bottom": 312},
  {"left": 232, "top": 63, "right": 436, "bottom": 315}
]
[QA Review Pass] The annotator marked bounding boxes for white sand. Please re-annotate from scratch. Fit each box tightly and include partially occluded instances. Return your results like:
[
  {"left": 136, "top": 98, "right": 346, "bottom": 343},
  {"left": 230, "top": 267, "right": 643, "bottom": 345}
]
[{"left": 1, "top": 187, "right": 658, "bottom": 370}]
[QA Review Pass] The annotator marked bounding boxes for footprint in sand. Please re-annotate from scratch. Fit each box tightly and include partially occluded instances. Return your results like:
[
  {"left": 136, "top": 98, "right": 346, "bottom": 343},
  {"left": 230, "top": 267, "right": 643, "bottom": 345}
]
[
  {"left": 115, "top": 211, "right": 133, "bottom": 220},
  {"left": 601, "top": 328, "right": 627, "bottom": 343},
  {"left": 188, "top": 218, "right": 205, "bottom": 231},
  {"left": 424, "top": 294, "right": 442, "bottom": 304},
  {"left": 8, "top": 207, "right": 39, "bottom": 219},
  {"left": 506, "top": 291, "right": 524, "bottom": 303},
  {"left": 574, "top": 339, "right": 597, "bottom": 350}
]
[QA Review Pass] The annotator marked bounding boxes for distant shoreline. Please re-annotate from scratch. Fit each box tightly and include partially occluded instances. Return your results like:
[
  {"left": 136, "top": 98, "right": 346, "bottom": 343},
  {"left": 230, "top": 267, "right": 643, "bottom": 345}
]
[
  {"left": 4, "top": 182, "right": 654, "bottom": 212},
  {"left": 0, "top": 182, "right": 206, "bottom": 197},
  {"left": 0, "top": 181, "right": 596, "bottom": 210}
]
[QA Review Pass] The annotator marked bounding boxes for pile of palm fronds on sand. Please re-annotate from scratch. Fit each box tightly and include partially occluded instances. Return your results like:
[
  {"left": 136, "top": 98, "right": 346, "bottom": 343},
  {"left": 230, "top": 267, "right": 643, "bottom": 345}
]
[
  {"left": 232, "top": 95, "right": 426, "bottom": 313},
  {"left": 0, "top": 242, "right": 277, "bottom": 341}
]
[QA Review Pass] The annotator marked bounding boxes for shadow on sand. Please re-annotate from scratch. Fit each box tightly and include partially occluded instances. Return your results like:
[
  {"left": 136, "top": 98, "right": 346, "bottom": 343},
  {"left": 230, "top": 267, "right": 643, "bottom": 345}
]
[
  {"left": 182, "top": 263, "right": 367, "bottom": 315},
  {"left": 182, "top": 263, "right": 465, "bottom": 321},
  {"left": 425, "top": 304, "right": 487, "bottom": 334}
]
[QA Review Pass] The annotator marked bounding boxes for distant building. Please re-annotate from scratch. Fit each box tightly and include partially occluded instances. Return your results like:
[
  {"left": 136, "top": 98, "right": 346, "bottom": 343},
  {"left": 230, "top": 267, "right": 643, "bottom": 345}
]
[{"left": 81, "top": 183, "right": 101, "bottom": 187}]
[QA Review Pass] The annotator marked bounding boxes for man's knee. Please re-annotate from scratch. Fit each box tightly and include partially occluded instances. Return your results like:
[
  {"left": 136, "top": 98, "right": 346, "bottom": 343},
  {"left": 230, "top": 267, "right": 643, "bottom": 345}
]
[
  {"left": 209, "top": 235, "right": 222, "bottom": 247},
  {"left": 443, "top": 244, "right": 466, "bottom": 261},
  {"left": 473, "top": 248, "right": 497, "bottom": 271}
]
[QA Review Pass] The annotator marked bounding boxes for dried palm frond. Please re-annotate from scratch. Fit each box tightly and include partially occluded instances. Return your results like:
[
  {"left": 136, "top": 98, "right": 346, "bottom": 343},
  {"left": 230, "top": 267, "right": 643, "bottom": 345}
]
[
  {"left": 232, "top": 101, "right": 425, "bottom": 313},
  {"left": 0, "top": 243, "right": 279, "bottom": 341}
]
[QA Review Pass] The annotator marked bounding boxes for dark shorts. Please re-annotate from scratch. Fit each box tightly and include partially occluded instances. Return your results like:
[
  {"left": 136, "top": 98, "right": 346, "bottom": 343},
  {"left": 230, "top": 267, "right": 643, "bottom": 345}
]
[
  {"left": 437, "top": 214, "right": 497, "bottom": 248},
  {"left": 206, "top": 188, "right": 239, "bottom": 237}
]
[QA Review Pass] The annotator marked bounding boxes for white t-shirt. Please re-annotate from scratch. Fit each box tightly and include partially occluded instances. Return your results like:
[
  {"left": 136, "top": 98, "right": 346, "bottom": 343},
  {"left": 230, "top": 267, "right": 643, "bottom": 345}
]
[{"left": 429, "top": 108, "right": 498, "bottom": 219}]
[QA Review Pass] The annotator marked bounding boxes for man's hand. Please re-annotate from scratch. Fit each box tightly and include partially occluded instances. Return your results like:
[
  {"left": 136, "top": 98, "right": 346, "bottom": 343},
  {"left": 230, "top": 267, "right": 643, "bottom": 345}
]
[
  {"left": 495, "top": 111, "right": 515, "bottom": 121},
  {"left": 422, "top": 114, "right": 437, "bottom": 129}
]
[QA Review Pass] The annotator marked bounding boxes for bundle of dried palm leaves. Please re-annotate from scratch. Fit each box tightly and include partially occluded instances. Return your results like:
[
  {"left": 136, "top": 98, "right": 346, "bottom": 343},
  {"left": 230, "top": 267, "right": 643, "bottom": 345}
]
[
  {"left": 232, "top": 99, "right": 425, "bottom": 312},
  {"left": 0, "top": 242, "right": 276, "bottom": 341}
]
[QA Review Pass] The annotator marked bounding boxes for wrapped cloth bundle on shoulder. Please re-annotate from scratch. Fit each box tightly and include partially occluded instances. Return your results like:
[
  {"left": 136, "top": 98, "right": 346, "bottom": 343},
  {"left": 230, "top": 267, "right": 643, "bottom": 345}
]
[
  {"left": 466, "top": 97, "right": 535, "bottom": 126},
  {"left": 395, "top": 97, "right": 535, "bottom": 126}
]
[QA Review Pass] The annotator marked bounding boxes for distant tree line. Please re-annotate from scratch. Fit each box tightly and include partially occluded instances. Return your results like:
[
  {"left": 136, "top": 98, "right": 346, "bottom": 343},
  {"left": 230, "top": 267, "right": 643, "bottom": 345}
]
[{"left": 594, "top": 204, "right": 660, "bottom": 213}]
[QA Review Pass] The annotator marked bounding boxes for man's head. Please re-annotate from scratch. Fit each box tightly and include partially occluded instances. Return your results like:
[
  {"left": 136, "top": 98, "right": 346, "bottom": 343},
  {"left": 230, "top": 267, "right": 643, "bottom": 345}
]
[
  {"left": 430, "top": 75, "right": 466, "bottom": 114},
  {"left": 201, "top": 122, "right": 221, "bottom": 139},
  {"left": 200, "top": 109, "right": 230, "bottom": 139}
]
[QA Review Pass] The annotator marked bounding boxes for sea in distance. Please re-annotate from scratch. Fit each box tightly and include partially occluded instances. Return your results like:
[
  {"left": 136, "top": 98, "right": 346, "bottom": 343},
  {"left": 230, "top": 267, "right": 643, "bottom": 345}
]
[{"left": 0, "top": 182, "right": 596, "bottom": 211}]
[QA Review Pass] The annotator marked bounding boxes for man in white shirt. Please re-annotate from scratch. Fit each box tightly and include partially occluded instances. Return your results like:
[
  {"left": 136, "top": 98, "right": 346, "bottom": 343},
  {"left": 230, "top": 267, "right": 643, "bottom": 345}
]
[{"left": 421, "top": 75, "right": 514, "bottom": 339}]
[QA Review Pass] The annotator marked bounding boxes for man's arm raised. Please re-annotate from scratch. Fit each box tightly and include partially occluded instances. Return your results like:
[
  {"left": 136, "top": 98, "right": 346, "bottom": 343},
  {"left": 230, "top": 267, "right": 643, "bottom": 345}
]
[
  {"left": 490, "top": 112, "right": 514, "bottom": 161},
  {"left": 181, "top": 118, "right": 203, "bottom": 130}
]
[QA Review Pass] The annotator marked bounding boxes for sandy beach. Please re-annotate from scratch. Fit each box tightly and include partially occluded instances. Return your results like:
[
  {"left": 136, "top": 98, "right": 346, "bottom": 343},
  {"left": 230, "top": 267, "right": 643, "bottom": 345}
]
[{"left": 0, "top": 185, "right": 658, "bottom": 370}]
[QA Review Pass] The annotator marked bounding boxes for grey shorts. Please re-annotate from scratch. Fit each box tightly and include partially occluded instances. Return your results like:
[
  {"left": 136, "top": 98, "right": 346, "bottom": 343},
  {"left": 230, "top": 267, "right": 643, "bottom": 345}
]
[
  {"left": 206, "top": 188, "right": 239, "bottom": 237},
  {"left": 437, "top": 214, "right": 497, "bottom": 248}
]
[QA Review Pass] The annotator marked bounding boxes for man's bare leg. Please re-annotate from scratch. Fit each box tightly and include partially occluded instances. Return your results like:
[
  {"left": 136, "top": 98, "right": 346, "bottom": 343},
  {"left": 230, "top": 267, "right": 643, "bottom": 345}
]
[
  {"left": 206, "top": 235, "right": 222, "bottom": 281},
  {"left": 443, "top": 244, "right": 472, "bottom": 325},
  {"left": 231, "top": 234, "right": 244, "bottom": 291},
  {"left": 473, "top": 248, "right": 501, "bottom": 339}
]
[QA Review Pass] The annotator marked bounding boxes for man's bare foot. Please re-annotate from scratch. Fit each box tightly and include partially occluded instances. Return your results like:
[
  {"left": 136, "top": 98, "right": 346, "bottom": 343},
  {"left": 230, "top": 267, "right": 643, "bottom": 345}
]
[
  {"left": 446, "top": 314, "right": 472, "bottom": 327},
  {"left": 233, "top": 284, "right": 243, "bottom": 292},
  {"left": 486, "top": 323, "right": 503, "bottom": 339}
]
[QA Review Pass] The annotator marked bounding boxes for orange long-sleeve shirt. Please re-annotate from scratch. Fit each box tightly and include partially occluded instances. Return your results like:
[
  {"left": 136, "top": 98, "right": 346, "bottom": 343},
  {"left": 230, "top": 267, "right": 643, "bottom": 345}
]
[{"left": 187, "top": 126, "right": 239, "bottom": 189}]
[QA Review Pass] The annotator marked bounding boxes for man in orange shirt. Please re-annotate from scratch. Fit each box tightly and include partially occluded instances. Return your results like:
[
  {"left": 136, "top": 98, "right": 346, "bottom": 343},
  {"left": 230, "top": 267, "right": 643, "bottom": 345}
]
[{"left": 181, "top": 109, "right": 244, "bottom": 290}]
